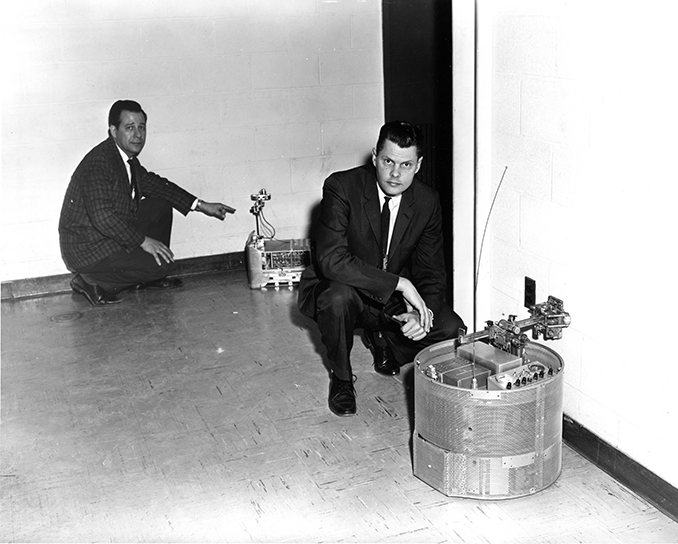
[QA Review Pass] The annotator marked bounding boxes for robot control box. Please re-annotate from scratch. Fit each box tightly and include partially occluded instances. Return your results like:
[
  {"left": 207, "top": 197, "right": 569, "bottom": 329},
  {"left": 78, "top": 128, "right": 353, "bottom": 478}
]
[
  {"left": 457, "top": 341, "right": 522, "bottom": 374},
  {"left": 420, "top": 356, "right": 491, "bottom": 389}
]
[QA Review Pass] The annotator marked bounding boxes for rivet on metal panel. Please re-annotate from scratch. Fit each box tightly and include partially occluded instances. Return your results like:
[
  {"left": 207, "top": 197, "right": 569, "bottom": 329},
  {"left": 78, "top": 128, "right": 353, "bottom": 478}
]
[
  {"left": 470, "top": 390, "right": 501, "bottom": 400},
  {"left": 502, "top": 452, "right": 536, "bottom": 469}
]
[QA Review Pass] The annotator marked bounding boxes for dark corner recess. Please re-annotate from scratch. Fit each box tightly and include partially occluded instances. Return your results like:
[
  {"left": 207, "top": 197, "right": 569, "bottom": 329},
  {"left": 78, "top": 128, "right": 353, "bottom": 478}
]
[
  {"left": 382, "top": 0, "right": 453, "bottom": 300},
  {"left": 563, "top": 415, "right": 678, "bottom": 523}
]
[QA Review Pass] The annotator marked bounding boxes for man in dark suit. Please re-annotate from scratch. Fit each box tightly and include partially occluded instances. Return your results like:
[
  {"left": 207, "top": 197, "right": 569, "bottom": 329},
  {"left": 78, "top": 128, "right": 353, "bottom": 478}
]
[
  {"left": 298, "top": 121, "right": 465, "bottom": 416},
  {"left": 59, "top": 99, "right": 235, "bottom": 306}
]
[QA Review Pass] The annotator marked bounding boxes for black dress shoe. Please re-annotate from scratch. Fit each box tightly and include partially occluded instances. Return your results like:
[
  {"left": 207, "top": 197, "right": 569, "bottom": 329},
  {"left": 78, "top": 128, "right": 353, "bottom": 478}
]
[
  {"left": 133, "top": 277, "right": 184, "bottom": 291},
  {"left": 70, "top": 274, "right": 121, "bottom": 306},
  {"left": 366, "top": 330, "right": 400, "bottom": 376},
  {"left": 328, "top": 374, "right": 357, "bottom": 417}
]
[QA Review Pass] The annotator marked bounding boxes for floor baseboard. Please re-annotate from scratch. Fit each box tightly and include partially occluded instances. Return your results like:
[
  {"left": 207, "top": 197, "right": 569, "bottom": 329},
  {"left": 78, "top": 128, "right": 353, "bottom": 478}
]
[
  {"left": 1, "top": 252, "right": 246, "bottom": 301},
  {"left": 563, "top": 414, "right": 678, "bottom": 523}
]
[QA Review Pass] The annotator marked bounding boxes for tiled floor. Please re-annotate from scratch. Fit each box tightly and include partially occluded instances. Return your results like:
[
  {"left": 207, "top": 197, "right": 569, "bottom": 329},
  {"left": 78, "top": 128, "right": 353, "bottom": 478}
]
[{"left": 2, "top": 270, "right": 677, "bottom": 543}]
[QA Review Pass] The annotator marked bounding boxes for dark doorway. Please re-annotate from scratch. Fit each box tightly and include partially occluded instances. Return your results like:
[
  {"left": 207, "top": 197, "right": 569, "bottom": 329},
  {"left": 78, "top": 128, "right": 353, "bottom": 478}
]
[{"left": 382, "top": 0, "right": 454, "bottom": 299}]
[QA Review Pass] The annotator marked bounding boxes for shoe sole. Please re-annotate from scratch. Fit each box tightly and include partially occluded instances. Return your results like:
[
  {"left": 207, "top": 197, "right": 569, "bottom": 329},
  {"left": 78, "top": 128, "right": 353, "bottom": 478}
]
[
  {"left": 133, "top": 282, "right": 184, "bottom": 291},
  {"left": 374, "top": 366, "right": 400, "bottom": 376},
  {"left": 329, "top": 407, "right": 356, "bottom": 417}
]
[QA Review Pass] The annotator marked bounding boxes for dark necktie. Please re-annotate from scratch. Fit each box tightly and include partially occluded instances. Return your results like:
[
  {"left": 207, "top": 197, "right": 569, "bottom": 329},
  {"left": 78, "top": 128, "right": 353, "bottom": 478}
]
[
  {"left": 381, "top": 196, "right": 391, "bottom": 269},
  {"left": 128, "top": 157, "right": 140, "bottom": 208}
]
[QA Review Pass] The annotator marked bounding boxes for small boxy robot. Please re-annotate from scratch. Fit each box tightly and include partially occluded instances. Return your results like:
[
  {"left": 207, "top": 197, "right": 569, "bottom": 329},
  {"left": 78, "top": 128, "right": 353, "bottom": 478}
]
[{"left": 245, "top": 189, "right": 311, "bottom": 289}]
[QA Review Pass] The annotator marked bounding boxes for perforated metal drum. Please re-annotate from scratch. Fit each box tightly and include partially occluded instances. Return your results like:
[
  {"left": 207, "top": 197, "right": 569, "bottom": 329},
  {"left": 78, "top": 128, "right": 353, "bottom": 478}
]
[{"left": 413, "top": 340, "right": 564, "bottom": 499}]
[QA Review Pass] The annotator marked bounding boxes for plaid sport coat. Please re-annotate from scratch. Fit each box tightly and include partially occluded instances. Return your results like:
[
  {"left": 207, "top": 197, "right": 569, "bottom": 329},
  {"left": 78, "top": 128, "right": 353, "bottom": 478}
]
[{"left": 58, "top": 137, "right": 196, "bottom": 271}]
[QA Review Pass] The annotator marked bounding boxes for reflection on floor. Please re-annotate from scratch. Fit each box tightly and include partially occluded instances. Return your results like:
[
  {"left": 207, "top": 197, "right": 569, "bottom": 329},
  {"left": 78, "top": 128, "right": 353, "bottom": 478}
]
[{"left": 2, "top": 270, "right": 677, "bottom": 543}]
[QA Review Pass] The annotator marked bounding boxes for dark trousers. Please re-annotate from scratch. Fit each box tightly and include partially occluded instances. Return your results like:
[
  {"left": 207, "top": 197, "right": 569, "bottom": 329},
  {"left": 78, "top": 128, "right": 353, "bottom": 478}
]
[
  {"left": 79, "top": 197, "right": 174, "bottom": 294},
  {"left": 313, "top": 280, "right": 465, "bottom": 381}
]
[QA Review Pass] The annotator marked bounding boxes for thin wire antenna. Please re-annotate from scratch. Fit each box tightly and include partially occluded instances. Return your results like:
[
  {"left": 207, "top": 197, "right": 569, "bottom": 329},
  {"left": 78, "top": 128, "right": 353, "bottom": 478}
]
[
  {"left": 475, "top": 165, "right": 508, "bottom": 293},
  {"left": 472, "top": 0, "right": 479, "bottom": 334}
]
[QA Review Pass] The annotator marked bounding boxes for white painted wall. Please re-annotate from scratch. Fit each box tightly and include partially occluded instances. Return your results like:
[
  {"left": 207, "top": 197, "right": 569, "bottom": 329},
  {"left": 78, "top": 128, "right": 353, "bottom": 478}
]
[
  {"left": 1, "top": 0, "right": 384, "bottom": 281},
  {"left": 455, "top": 0, "right": 678, "bottom": 487}
]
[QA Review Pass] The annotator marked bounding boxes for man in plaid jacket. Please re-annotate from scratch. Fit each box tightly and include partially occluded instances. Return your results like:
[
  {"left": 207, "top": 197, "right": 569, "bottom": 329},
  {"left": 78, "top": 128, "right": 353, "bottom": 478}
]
[{"left": 59, "top": 100, "right": 235, "bottom": 306}]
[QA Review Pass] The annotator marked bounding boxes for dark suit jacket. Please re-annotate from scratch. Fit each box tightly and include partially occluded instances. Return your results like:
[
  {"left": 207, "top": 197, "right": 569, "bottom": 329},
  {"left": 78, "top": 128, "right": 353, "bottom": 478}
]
[
  {"left": 298, "top": 164, "right": 448, "bottom": 318},
  {"left": 58, "top": 137, "right": 196, "bottom": 271}
]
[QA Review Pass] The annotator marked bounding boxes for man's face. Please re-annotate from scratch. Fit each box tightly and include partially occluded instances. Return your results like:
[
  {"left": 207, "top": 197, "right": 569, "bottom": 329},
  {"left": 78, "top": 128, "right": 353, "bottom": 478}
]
[
  {"left": 372, "top": 139, "right": 422, "bottom": 197},
  {"left": 109, "top": 110, "right": 146, "bottom": 158}
]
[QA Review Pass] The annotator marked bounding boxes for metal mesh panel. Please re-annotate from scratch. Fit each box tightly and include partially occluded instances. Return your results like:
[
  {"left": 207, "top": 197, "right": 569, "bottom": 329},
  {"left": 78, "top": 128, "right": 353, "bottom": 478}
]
[{"left": 413, "top": 342, "right": 564, "bottom": 499}]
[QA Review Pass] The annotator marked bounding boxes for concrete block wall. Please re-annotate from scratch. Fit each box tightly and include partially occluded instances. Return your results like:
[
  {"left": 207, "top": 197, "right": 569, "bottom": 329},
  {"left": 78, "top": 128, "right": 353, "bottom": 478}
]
[
  {"left": 1, "top": 0, "right": 384, "bottom": 281},
  {"left": 485, "top": 1, "right": 678, "bottom": 486}
]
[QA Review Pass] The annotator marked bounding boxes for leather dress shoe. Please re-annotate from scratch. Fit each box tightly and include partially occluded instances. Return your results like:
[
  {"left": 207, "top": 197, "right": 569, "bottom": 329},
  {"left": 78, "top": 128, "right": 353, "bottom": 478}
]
[
  {"left": 328, "top": 374, "right": 357, "bottom": 417},
  {"left": 366, "top": 330, "right": 400, "bottom": 376},
  {"left": 133, "top": 277, "right": 184, "bottom": 291},
  {"left": 70, "top": 274, "right": 121, "bottom": 306}
]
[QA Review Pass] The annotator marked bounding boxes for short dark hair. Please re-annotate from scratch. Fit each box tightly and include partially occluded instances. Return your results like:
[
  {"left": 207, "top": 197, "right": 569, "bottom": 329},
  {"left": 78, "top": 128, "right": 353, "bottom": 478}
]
[
  {"left": 108, "top": 100, "right": 147, "bottom": 128},
  {"left": 375, "top": 121, "right": 423, "bottom": 158}
]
